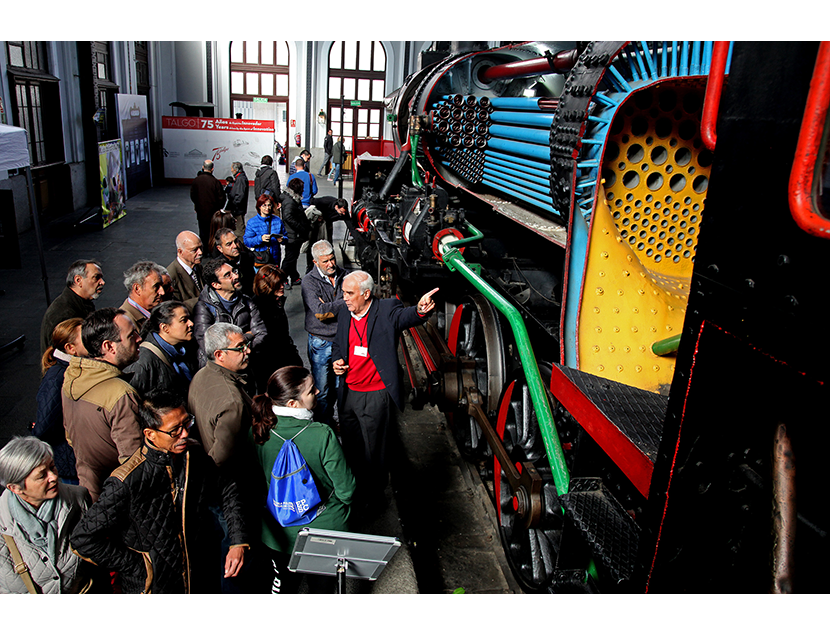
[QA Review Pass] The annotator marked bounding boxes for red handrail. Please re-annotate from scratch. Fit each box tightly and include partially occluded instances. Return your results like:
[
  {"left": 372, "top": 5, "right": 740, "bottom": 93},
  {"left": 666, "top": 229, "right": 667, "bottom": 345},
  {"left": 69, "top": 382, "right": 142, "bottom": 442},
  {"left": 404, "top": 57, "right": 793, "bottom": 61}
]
[
  {"left": 789, "top": 41, "right": 830, "bottom": 239},
  {"left": 701, "top": 41, "right": 731, "bottom": 151}
]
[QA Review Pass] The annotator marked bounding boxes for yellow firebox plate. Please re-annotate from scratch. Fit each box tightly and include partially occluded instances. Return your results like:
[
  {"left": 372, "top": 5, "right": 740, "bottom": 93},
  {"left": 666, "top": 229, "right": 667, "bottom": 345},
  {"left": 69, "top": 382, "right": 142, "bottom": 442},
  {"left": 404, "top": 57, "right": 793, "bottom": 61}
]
[{"left": 576, "top": 82, "right": 710, "bottom": 394}]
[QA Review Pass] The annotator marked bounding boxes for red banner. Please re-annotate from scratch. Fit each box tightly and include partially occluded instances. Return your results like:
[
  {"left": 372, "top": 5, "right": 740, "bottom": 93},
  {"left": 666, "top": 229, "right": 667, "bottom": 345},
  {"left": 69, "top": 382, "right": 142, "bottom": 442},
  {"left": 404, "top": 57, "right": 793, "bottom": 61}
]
[{"left": 162, "top": 116, "right": 275, "bottom": 133}]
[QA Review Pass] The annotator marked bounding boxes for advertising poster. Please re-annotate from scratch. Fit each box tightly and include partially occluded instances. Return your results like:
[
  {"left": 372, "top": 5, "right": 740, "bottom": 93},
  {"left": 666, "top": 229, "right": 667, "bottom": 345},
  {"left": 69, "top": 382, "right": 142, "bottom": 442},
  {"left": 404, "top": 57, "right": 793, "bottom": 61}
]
[
  {"left": 117, "top": 94, "right": 151, "bottom": 198},
  {"left": 98, "top": 139, "right": 127, "bottom": 228},
  {"left": 162, "top": 117, "right": 275, "bottom": 184}
]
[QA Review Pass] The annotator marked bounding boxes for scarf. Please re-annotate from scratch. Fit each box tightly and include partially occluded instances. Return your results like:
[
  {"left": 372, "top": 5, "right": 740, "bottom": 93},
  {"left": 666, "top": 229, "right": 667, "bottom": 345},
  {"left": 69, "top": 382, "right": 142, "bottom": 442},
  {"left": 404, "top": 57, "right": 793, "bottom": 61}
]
[
  {"left": 152, "top": 332, "right": 193, "bottom": 381},
  {"left": 7, "top": 491, "right": 58, "bottom": 560},
  {"left": 271, "top": 404, "right": 314, "bottom": 420}
]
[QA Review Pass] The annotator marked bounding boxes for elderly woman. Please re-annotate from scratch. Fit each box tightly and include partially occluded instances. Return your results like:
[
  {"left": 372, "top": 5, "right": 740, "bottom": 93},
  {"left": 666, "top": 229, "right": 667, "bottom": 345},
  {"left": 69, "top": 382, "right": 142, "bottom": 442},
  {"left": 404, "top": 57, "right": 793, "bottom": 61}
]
[
  {"left": 34, "top": 317, "right": 87, "bottom": 484},
  {"left": 244, "top": 194, "right": 286, "bottom": 269},
  {"left": 0, "top": 437, "right": 94, "bottom": 593},
  {"left": 250, "top": 366, "right": 355, "bottom": 593},
  {"left": 125, "top": 300, "right": 196, "bottom": 399},
  {"left": 250, "top": 265, "right": 302, "bottom": 393}
]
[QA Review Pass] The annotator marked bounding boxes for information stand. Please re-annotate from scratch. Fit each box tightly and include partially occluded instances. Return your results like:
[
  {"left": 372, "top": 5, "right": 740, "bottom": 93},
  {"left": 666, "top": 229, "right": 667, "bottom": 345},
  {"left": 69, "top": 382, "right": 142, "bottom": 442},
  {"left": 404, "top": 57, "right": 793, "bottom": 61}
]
[{"left": 288, "top": 528, "right": 400, "bottom": 594}]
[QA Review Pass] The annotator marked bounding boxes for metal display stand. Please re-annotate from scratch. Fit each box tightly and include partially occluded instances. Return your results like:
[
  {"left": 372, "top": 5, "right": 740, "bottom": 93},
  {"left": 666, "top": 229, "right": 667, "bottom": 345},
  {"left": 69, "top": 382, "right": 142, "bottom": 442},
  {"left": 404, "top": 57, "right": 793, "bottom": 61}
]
[{"left": 288, "top": 528, "right": 400, "bottom": 594}]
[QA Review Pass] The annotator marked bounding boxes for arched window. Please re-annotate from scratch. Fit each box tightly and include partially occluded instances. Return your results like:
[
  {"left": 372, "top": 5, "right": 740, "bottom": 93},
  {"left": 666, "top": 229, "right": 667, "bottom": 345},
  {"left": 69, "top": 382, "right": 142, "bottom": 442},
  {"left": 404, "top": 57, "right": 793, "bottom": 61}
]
[
  {"left": 327, "top": 41, "right": 386, "bottom": 148},
  {"left": 230, "top": 41, "right": 290, "bottom": 161}
]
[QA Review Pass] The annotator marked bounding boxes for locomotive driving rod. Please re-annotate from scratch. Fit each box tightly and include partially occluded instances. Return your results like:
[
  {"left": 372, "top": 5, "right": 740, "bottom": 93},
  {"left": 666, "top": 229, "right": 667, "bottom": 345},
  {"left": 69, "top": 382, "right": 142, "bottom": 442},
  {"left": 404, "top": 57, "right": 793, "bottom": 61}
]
[{"left": 437, "top": 223, "right": 570, "bottom": 497}]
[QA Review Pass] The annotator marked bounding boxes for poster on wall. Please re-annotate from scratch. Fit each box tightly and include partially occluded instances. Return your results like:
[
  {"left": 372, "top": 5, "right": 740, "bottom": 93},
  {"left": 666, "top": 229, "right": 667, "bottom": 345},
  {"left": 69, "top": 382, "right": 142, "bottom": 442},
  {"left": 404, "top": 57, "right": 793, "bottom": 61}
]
[
  {"left": 116, "top": 94, "right": 152, "bottom": 199},
  {"left": 98, "top": 139, "right": 127, "bottom": 228},
  {"left": 162, "top": 117, "right": 275, "bottom": 184}
]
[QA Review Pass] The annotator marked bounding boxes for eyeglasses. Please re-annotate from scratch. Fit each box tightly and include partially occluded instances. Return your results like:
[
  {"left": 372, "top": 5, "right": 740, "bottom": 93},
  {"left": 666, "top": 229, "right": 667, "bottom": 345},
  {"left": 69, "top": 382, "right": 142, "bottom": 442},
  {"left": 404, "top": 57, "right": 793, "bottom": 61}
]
[
  {"left": 156, "top": 415, "right": 195, "bottom": 438},
  {"left": 220, "top": 342, "right": 251, "bottom": 354}
]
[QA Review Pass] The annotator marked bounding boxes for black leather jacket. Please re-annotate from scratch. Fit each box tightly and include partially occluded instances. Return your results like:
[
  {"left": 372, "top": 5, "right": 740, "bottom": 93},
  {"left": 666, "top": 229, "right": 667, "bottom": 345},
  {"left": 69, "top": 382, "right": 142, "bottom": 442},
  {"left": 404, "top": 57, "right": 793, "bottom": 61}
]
[
  {"left": 192, "top": 286, "right": 267, "bottom": 368},
  {"left": 70, "top": 441, "right": 248, "bottom": 594}
]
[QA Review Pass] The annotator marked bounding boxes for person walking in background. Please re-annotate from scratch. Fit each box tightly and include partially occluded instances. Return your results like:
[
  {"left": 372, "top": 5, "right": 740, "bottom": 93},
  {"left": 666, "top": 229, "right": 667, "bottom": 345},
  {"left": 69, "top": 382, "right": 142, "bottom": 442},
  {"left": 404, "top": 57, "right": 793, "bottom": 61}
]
[
  {"left": 318, "top": 129, "right": 333, "bottom": 177},
  {"left": 331, "top": 137, "right": 346, "bottom": 183}
]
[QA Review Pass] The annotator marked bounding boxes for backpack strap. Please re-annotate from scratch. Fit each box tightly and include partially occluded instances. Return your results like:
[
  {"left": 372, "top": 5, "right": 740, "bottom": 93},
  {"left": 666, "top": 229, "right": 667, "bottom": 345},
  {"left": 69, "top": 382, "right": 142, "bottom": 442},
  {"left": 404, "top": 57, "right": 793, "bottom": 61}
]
[
  {"left": 2, "top": 533, "right": 40, "bottom": 594},
  {"left": 270, "top": 422, "right": 311, "bottom": 443}
]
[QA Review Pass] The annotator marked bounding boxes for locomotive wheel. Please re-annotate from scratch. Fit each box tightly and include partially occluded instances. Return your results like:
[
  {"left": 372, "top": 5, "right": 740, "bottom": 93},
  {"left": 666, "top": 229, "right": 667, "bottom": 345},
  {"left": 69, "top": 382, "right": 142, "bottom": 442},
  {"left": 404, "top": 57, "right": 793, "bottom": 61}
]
[
  {"left": 494, "top": 362, "right": 564, "bottom": 592},
  {"left": 446, "top": 295, "right": 506, "bottom": 459}
]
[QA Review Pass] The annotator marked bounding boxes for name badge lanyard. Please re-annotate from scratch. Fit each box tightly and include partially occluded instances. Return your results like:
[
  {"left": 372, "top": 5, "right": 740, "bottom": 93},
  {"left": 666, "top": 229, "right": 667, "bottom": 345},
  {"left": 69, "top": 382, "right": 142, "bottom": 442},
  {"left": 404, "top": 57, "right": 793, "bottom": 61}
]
[{"left": 352, "top": 317, "right": 368, "bottom": 357}]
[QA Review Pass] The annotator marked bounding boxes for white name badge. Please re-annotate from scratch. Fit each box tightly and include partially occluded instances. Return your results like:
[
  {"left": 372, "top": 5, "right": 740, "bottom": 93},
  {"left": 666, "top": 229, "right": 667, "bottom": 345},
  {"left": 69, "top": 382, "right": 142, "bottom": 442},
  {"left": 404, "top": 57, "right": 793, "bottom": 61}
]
[{"left": 353, "top": 345, "right": 368, "bottom": 358}]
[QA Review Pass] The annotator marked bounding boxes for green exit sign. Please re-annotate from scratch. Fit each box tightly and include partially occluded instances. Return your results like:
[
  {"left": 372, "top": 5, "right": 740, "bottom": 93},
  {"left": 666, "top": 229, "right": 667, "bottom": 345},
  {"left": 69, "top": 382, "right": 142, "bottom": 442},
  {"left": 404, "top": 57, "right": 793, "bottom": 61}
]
[
  {"left": 252, "top": 97, "right": 268, "bottom": 103},
  {"left": 350, "top": 100, "right": 362, "bottom": 107}
]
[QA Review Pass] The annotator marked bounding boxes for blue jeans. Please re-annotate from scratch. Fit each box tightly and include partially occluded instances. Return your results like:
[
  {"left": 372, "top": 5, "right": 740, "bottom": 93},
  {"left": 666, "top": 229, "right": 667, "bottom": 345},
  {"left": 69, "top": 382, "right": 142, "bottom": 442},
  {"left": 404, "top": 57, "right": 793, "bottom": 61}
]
[
  {"left": 308, "top": 334, "right": 335, "bottom": 422},
  {"left": 331, "top": 163, "right": 341, "bottom": 182}
]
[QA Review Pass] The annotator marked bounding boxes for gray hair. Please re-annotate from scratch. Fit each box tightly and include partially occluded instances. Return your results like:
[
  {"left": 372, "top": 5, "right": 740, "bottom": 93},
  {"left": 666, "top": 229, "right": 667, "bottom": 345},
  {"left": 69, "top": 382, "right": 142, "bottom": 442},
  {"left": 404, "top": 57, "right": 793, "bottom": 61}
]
[
  {"left": 231, "top": 161, "right": 243, "bottom": 172},
  {"left": 204, "top": 323, "right": 243, "bottom": 359},
  {"left": 175, "top": 230, "right": 201, "bottom": 250},
  {"left": 203, "top": 160, "right": 214, "bottom": 171},
  {"left": 123, "top": 261, "right": 166, "bottom": 292},
  {"left": 0, "top": 437, "right": 54, "bottom": 488},
  {"left": 311, "top": 240, "right": 334, "bottom": 260},
  {"left": 344, "top": 270, "right": 374, "bottom": 295},
  {"left": 65, "top": 259, "right": 101, "bottom": 289}
]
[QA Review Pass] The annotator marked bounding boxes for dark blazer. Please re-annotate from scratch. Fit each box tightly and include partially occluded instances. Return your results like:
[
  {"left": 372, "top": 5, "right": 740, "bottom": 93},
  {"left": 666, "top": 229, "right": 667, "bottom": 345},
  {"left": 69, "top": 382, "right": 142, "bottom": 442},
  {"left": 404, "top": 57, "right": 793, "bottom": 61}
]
[
  {"left": 190, "top": 170, "right": 226, "bottom": 218},
  {"left": 40, "top": 286, "right": 95, "bottom": 354},
  {"left": 331, "top": 297, "right": 426, "bottom": 412},
  {"left": 167, "top": 258, "right": 202, "bottom": 311}
]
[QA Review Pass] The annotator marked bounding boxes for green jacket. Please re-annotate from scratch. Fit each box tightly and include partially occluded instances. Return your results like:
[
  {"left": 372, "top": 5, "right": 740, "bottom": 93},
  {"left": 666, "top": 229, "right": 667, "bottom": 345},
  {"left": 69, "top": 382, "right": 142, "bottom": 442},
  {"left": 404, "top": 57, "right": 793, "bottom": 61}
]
[{"left": 249, "top": 414, "right": 355, "bottom": 553}]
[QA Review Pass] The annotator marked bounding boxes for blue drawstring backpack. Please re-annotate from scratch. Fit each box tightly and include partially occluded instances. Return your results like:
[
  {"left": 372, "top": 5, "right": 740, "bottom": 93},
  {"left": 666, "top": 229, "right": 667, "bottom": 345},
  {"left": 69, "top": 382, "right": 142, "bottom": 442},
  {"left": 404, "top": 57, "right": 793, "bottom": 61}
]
[{"left": 267, "top": 425, "right": 323, "bottom": 527}]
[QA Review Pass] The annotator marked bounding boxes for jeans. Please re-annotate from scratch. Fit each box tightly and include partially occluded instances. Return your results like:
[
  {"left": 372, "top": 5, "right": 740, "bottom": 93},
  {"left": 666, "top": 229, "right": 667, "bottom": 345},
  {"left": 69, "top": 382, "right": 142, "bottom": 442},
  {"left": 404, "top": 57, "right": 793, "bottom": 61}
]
[
  {"left": 317, "top": 153, "right": 332, "bottom": 176},
  {"left": 331, "top": 163, "right": 342, "bottom": 182},
  {"left": 308, "top": 334, "right": 335, "bottom": 423}
]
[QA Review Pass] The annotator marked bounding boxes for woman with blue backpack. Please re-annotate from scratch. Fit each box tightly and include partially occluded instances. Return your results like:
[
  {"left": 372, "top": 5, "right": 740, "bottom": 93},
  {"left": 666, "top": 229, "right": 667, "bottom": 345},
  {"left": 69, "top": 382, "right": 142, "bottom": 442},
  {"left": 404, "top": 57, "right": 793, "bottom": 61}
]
[{"left": 249, "top": 365, "right": 355, "bottom": 593}]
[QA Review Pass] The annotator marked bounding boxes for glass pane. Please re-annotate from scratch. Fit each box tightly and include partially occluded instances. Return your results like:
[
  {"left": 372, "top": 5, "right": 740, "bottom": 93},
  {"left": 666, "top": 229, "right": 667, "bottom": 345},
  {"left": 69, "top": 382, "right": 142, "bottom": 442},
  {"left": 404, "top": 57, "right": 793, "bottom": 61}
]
[
  {"left": 357, "top": 123, "right": 367, "bottom": 138},
  {"left": 343, "top": 78, "right": 355, "bottom": 100},
  {"left": 370, "top": 109, "right": 380, "bottom": 123},
  {"left": 329, "top": 42, "right": 342, "bottom": 69},
  {"left": 231, "top": 71, "right": 244, "bottom": 94},
  {"left": 9, "top": 44, "right": 24, "bottom": 67},
  {"left": 358, "top": 42, "right": 372, "bottom": 71},
  {"left": 276, "top": 41, "right": 288, "bottom": 66},
  {"left": 357, "top": 108, "right": 368, "bottom": 123},
  {"left": 373, "top": 42, "right": 386, "bottom": 70},
  {"left": 261, "top": 41, "right": 274, "bottom": 65},
  {"left": 329, "top": 77, "right": 341, "bottom": 99},
  {"left": 97, "top": 63, "right": 107, "bottom": 79},
  {"left": 231, "top": 41, "right": 243, "bottom": 63},
  {"left": 246, "top": 41, "right": 259, "bottom": 64},
  {"left": 357, "top": 79, "right": 370, "bottom": 101},
  {"left": 246, "top": 72, "right": 259, "bottom": 94},
  {"left": 369, "top": 123, "right": 380, "bottom": 138},
  {"left": 330, "top": 108, "right": 341, "bottom": 123},
  {"left": 373, "top": 79, "right": 385, "bottom": 101},
  {"left": 343, "top": 42, "right": 357, "bottom": 70},
  {"left": 276, "top": 74, "right": 288, "bottom": 96},
  {"left": 331, "top": 122, "right": 341, "bottom": 136},
  {"left": 261, "top": 73, "right": 274, "bottom": 96},
  {"left": 342, "top": 123, "right": 353, "bottom": 137},
  {"left": 343, "top": 109, "right": 354, "bottom": 123}
]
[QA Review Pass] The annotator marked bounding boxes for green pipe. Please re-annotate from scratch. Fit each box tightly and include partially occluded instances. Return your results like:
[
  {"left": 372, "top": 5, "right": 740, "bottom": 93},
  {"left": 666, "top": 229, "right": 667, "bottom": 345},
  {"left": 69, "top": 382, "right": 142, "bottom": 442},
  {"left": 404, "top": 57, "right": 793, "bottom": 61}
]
[
  {"left": 410, "top": 133, "right": 425, "bottom": 188},
  {"left": 652, "top": 334, "right": 681, "bottom": 356},
  {"left": 440, "top": 224, "right": 570, "bottom": 497}
]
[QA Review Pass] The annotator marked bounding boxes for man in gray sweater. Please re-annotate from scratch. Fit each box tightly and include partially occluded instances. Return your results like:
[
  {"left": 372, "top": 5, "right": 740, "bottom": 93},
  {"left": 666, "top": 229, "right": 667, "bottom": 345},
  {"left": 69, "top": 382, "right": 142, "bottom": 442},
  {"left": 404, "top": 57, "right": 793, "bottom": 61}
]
[{"left": 300, "top": 240, "right": 346, "bottom": 425}]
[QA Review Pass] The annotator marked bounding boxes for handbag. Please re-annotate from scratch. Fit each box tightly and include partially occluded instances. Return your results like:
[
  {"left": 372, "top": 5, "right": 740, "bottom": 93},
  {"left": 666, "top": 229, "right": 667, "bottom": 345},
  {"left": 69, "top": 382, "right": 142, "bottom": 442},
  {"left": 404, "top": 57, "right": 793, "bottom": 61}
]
[{"left": 253, "top": 216, "right": 274, "bottom": 267}]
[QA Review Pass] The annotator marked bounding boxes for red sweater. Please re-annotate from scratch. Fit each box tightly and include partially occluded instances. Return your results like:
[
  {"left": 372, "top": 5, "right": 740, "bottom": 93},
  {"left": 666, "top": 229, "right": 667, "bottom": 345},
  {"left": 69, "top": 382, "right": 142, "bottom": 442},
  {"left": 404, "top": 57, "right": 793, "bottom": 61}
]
[{"left": 345, "top": 314, "right": 385, "bottom": 392}]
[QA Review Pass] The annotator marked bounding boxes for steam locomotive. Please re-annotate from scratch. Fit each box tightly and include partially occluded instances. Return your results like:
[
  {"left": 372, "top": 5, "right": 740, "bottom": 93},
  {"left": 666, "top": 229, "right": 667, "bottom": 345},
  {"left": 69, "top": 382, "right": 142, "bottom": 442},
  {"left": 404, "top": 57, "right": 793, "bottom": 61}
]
[{"left": 345, "top": 41, "right": 830, "bottom": 593}]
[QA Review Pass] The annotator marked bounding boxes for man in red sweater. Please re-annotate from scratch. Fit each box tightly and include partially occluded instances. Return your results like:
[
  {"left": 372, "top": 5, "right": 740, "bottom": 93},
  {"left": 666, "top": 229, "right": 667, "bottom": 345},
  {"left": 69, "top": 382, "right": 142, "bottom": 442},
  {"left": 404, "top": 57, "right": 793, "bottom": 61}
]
[{"left": 332, "top": 271, "right": 437, "bottom": 508}]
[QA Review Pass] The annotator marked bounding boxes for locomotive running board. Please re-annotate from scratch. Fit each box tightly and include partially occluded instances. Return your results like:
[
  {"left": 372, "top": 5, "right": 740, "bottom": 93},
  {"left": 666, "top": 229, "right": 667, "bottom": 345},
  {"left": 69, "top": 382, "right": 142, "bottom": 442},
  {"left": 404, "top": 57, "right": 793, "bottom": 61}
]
[{"left": 550, "top": 363, "right": 666, "bottom": 499}]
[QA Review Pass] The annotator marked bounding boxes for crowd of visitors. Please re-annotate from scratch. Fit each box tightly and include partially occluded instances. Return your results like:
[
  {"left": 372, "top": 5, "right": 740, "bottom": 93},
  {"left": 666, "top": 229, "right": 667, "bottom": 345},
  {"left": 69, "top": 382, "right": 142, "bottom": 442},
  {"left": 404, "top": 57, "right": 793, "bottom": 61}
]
[{"left": 1, "top": 155, "right": 439, "bottom": 594}]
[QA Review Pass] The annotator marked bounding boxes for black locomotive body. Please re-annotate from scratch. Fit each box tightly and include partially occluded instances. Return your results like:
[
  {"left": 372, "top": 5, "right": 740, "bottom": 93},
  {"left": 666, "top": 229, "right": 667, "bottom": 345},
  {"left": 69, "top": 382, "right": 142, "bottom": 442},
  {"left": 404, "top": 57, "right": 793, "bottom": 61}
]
[{"left": 344, "top": 41, "right": 830, "bottom": 593}]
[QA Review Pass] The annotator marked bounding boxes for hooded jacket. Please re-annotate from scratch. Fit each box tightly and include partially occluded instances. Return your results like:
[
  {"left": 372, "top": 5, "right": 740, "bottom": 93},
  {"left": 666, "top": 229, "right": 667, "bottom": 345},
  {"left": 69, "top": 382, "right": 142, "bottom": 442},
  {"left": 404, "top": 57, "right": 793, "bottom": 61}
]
[
  {"left": 61, "top": 357, "right": 143, "bottom": 502},
  {"left": 254, "top": 164, "right": 281, "bottom": 199},
  {"left": 70, "top": 440, "right": 248, "bottom": 594}
]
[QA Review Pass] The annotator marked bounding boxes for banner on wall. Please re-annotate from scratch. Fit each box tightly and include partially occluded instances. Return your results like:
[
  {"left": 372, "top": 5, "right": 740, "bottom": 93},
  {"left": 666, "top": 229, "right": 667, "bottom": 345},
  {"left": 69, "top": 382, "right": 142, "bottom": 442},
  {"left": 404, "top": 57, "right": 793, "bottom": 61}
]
[
  {"left": 162, "top": 117, "right": 275, "bottom": 184},
  {"left": 98, "top": 139, "right": 127, "bottom": 228},
  {"left": 116, "top": 94, "right": 152, "bottom": 199}
]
